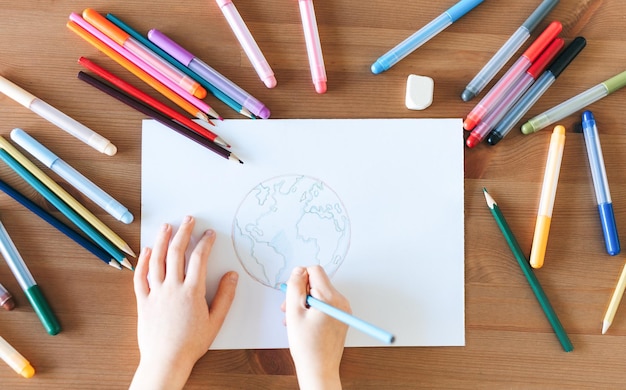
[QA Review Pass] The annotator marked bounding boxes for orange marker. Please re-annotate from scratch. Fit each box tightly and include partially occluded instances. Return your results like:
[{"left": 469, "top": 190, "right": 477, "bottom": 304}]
[
  {"left": 81, "top": 8, "right": 206, "bottom": 100},
  {"left": 66, "top": 20, "right": 214, "bottom": 124}
]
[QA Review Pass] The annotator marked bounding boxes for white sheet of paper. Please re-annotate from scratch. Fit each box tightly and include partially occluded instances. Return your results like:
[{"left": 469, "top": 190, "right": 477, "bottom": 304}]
[{"left": 141, "top": 118, "right": 465, "bottom": 349}]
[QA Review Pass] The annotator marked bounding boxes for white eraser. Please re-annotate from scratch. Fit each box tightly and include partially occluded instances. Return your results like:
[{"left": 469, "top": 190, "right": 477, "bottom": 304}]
[{"left": 405, "top": 74, "right": 434, "bottom": 110}]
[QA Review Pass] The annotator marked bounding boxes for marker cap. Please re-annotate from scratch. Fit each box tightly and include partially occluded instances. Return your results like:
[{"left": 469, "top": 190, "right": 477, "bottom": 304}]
[
  {"left": 549, "top": 37, "right": 586, "bottom": 78},
  {"left": 527, "top": 38, "right": 564, "bottom": 79},
  {"left": 82, "top": 8, "right": 130, "bottom": 45},
  {"left": 148, "top": 29, "right": 194, "bottom": 66},
  {"left": 25, "top": 285, "right": 61, "bottom": 335},
  {"left": 603, "top": 70, "right": 626, "bottom": 94},
  {"left": 0, "top": 76, "right": 37, "bottom": 108},
  {"left": 523, "top": 21, "right": 562, "bottom": 63},
  {"left": 11, "top": 129, "right": 58, "bottom": 168},
  {"left": 599, "top": 203, "right": 620, "bottom": 256},
  {"left": 446, "top": 0, "right": 484, "bottom": 22}
]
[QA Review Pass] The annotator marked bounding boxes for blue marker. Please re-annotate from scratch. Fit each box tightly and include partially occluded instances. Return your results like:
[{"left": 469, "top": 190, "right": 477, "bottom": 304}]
[
  {"left": 10, "top": 128, "right": 134, "bottom": 224},
  {"left": 371, "top": 0, "right": 484, "bottom": 74},
  {"left": 279, "top": 283, "right": 395, "bottom": 344},
  {"left": 581, "top": 111, "right": 620, "bottom": 255}
]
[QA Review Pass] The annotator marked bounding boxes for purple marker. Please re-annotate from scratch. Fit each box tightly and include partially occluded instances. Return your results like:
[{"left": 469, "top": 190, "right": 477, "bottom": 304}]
[{"left": 148, "top": 29, "right": 270, "bottom": 119}]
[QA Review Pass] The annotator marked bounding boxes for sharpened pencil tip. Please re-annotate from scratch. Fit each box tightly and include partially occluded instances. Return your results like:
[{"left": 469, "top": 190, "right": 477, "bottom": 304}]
[
  {"left": 120, "top": 258, "right": 134, "bottom": 270},
  {"left": 109, "top": 260, "right": 123, "bottom": 270}
]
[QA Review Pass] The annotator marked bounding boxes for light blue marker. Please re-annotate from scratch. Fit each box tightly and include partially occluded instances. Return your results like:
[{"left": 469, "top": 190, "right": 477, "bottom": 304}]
[
  {"left": 10, "top": 128, "right": 134, "bottom": 224},
  {"left": 581, "top": 111, "right": 620, "bottom": 256},
  {"left": 371, "top": 0, "right": 484, "bottom": 74},
  {"left": 280, "top": 283, "right": 395, "bottom": 344}
]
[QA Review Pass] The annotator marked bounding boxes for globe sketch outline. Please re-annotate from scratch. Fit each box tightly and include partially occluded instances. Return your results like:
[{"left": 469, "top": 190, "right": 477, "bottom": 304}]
[{"left": 232, "top": 174, "right": 351, "bottom": 288}]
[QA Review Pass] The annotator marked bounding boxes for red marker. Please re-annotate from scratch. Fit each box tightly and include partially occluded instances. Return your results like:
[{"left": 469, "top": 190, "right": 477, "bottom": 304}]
[
  {"left": 463, "top": 21, "right": 562, "bottom": 131},
  {"left": 466, "top": 37, "right": 564, "bottom": 148}
]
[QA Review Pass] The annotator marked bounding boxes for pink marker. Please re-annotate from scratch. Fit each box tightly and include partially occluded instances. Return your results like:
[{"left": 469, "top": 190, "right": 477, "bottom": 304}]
[
  {"left": 466, "top": 37, "right": 564, "bottom": 148},
  {"left": 298, "top": 0, "right": 327, "bottom": 93},
  {"left": 68, "top": 13, "right": 222, "bottom": 120},
  {"left": 215, "top": 0, "right": 277, "bottom": 88},
  {"left": 463, "top": 21, "right": 562, "bottom": 131}
]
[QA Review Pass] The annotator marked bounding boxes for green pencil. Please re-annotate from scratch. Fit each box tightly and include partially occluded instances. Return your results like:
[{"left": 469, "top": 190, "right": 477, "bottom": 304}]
[{"left": 483, "top": 188, "right": 573, "bottom": 352}]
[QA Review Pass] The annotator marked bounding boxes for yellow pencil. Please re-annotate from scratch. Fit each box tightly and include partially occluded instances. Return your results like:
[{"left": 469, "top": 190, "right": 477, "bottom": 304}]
[
  {"left": 66, "top": 20, "right": 211, "bottom": 124},
  {"left": 602, "top": 261, "right": 626, "bottom": 334},
  {"left": 0, "top": 136, "right": 135, "bottom": 258}
]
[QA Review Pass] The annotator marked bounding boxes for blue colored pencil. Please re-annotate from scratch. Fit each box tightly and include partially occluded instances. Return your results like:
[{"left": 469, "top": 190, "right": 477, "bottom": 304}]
[
  {"left": 0, "top": 179, "right": 121, "bottom": 270},
  {"left": 0, "top": 150, "right": 132, "bottom": 270},
  {"left": 280, "top": 283, "right": 395, "bottom": 344}
]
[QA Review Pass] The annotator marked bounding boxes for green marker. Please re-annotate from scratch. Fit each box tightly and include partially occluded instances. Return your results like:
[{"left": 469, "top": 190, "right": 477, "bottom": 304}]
[
  {"left": 522, "top": 70, "right": 626, "bottom": 134},
  {"left": 0, "top": 219, "right": 60, "bottom": 335},
  {"left": 483, "top": 188, "right": 573, "bottom": 352}
]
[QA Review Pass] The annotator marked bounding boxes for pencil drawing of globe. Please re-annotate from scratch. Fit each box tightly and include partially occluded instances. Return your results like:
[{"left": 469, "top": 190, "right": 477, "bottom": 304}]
[{"left": 232, "top": 175, "right": 351, "bottom": 288}]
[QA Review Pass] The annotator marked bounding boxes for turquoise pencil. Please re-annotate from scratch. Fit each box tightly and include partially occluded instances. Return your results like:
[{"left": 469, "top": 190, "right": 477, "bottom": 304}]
[{"left": 0, "top": 150, "right": 132, "bottom": 270}]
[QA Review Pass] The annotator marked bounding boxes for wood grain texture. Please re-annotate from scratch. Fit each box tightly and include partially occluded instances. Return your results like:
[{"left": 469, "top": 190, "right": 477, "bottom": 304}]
[{"left": 1, "top": 0, "right": 626, "bottom": 388}]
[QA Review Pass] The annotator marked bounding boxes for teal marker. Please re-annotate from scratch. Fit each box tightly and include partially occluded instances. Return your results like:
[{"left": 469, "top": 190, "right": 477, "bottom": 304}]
[
  {"left": 0, "top": 219, "right": 60, "bottom": 335},
  {"left": 522, "top": 69, "right": 626, "bottom": 134}
]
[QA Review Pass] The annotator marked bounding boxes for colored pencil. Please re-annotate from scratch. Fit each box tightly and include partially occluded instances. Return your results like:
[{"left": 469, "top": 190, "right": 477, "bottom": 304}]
[
  {"left": 78, "top": 71, "right": 243, "bottom": 164},
  {"left": 78, "top": 57, "right": 229, "bottom": 148},
  {"left": 66, "top": 20, "right": 212, "bottom": 124},
  {"left": 602, "top": 261, "right": 626, "bottom": 334},
  {"left": 0, "top": 179, "right": 122, "bottom": 270},
  {"left": 483, "top": 188, "right": 573, "bottom": 352},
  {"left": 0, "top": 150, "right": 132, "bottom": 270},
  {"left": 0, "top": 136, "right": 135, "bottom": 259},
  {"left": 105, "top": 13, "right": 254, "bottom": 119}
]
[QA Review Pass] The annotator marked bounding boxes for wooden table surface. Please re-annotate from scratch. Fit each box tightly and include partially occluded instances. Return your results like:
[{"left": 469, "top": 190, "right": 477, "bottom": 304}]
[{"left": 1, "top": 0, "right": 625, "bottom": 388}]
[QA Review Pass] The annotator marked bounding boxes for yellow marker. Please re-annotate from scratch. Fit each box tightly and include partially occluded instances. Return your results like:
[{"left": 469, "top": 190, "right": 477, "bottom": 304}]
[
  {"left": 0, "top": 137, "right": 135, "bottom": 258},
  {"left": 530, "top": 125, "right": 566, "bottom": 268},
  {"left": 0, "top": 335, "right": 35, "bottom": 378}
]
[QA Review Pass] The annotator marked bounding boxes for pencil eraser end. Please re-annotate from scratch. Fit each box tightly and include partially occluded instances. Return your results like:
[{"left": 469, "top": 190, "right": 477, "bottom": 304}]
[
  {"left": 263, "top": 76, "right": 277, "bottom": 89},
  {"left": 103, "top": 144, "right": 118, "bottom": 156},
  {"left": 405, "top": 74, "right": 433, "bottom": 110}
]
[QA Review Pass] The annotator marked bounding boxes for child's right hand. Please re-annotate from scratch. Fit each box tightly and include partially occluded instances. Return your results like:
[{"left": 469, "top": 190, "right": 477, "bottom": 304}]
[{"left": 283, "top": 266, "right": 350, "bottom": 390}]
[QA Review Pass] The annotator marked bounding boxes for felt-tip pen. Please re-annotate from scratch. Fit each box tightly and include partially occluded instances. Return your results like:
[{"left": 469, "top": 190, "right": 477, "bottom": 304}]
[
  {"left": 0, "top": 219, "right": 60, "bottom": 335},
  {"left": 522, "top": 69, "right": 626, "bottom": 134},
  {"left": 461, "top": 0, "right": 559, "bottom": 101},
  {"left": 371, "top": 0, "right": 484, "bottom": 74},
  {"left": 581, "top": 111, "right": 620, "bottom": 255},
  {"left": 488, "top": 37, "right": 586, "bottom": 145}
]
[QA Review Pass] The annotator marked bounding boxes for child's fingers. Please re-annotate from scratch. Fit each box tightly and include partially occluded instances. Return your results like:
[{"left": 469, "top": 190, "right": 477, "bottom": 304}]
[
  {"left": 148, "top": 223, "right": 172, "bottom": 285},
  {"left": 165, "top": 216, "right": 195, "bottom": 283}
]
